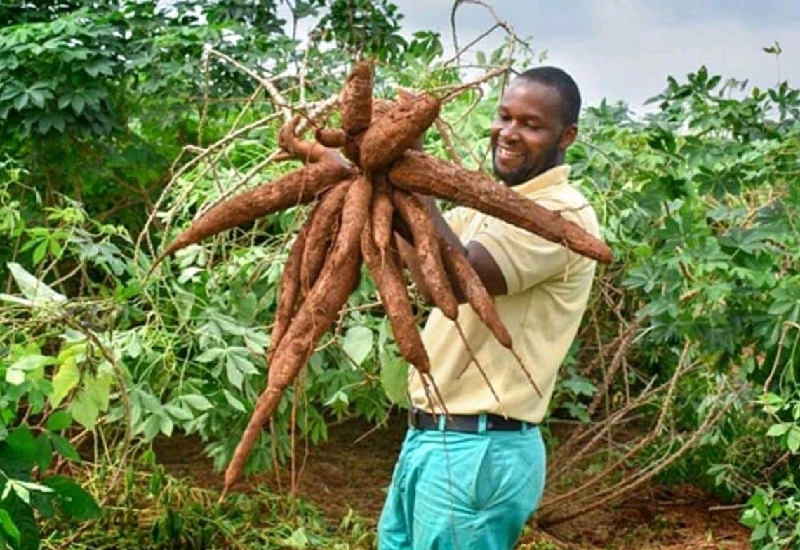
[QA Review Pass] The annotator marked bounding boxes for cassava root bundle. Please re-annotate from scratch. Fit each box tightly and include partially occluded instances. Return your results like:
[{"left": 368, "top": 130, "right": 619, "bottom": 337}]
[{"left": 152, "top": 59, "right": 613, "bottom": 497}]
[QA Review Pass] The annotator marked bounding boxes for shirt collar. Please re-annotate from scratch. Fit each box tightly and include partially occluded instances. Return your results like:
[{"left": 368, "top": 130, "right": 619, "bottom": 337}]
[{"left": 514, "top": 165, "right": 571, "bottom": 196}]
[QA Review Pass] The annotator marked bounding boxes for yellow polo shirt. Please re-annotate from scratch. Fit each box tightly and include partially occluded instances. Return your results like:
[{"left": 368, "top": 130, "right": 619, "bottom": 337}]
[{"left": 407, "top": 165, "right": 600, "bottom": 423}]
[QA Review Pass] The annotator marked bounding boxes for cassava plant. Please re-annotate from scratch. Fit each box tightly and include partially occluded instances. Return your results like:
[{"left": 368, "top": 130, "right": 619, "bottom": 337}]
[{"left": 148, "top": 59, "right": 613, "bottom": 496}]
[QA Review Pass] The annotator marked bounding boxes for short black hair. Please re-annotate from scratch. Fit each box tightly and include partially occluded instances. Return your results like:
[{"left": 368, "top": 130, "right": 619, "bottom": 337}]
[{"left": 515, "top": 66, "right": 581, "bottom": 126}]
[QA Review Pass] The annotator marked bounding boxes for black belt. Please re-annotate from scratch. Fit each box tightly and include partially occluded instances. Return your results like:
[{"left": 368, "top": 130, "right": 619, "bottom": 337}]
[{"left": 408, "top": 408, "right": 534, "bottom": 433}]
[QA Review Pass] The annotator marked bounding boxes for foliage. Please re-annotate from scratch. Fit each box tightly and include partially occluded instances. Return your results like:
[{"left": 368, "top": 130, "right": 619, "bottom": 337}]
[
  {"left": 41, "top": 458, "right": 375, "bottom": 549},
  {"left": 0, "top": 264, "right": 104, "bottom": 546},
  {"left": 0, "top": 3, "right": 443, "bottom": 545},
  {"left": 0, "top": 203, "right": 120, "bottom": 547},
  {"left": 565, "top": 65, "right": 800, "bottom": 547},
  {"left": 0, "top": 0, "right": 427, "bottom": 236},
  {"left": 739, "top": 390, "right": 800, "bottom": 549}
]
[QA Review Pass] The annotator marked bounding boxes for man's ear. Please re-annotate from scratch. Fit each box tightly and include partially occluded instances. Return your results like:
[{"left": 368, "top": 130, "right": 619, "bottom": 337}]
[{"left": 559, "top": 124, "right": 578, "bottom": 151}]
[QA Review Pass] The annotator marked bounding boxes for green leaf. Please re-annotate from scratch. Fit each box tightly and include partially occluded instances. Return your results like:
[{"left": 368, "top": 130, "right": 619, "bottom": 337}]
[
  {"left": 5, "top": 262, "right": 67, "bottom": 306},
  {"left": 225, "top": 356, "right": 244, "bottom": 389},
  {"left": 751, "top": 521, "right": 767, "bottom": 541},
  {"left": 562, "top": 375, "right": 597, "bottom": 397},
  {"left": 1, "top": 493, "right": 39, "bottom": 550},
  {"left": 42, "top": 476, "right": 100, "bottom": 520},
  {"left": 195, "top": 347, "right": 224, "bottom": 363},
  {"left": 45, "top": 411, "right": 73, "bottom": 432},
  {"left": 380, "top": 355, "right": 409, "bottom": 407},
  {"left": 228, "top": 349, "right": 258, "bottom": 377},
  {"left": 213, "top": 314, "right": 246, "bottom": 336},
  {"left": 342, "top": 326, "right": 374, "bottom": 366},
  {"left": 0, "top": 508, "right": 20, "bottom": 544},
  {"left": 5, "top": 368, "right": 25, "bottom": 386},
  {"left": 282, "top": 526, "right": 309, "bottom": 548},
  {"left": 180, "top": 394, "right": 214, "bottom": 412},
  {"left": 28, "top": 89, "right": 45, "bottom": 109},
  {"left": 5, "top": 353, "right": 54, "bottom": 386},
  {"left": 10, "top": 354, "right": 54, "bottom": 372},
  {"left": 222, "top": 390, "right": 246, "bottom": 413},
  {"left": 32, "top": 434, "right": 52, "bottom": 472},
  {"left": 164, "top": 404, "right": 193, "bottom": 422},
  {"left": 48, "top": 434, "right": 81, "bottom": 462},
  {"left": 51, "top": 357, "right": 80, "bottom": 407},
  {"left": 69, "top": 394, "right": 99, "bottom": 430},
  {"left": 159, "top": 414, "right": 174, "bottom": 437},
  {"left": 84, "top": 373, "right": 111, "bottom": 412},
  {"left": 13, "top": 92, "right": 27, "bottom": 111},
  {"left": 766, "top": 423, "right": 790, "bottom": 437},
  {"left": 33, "top": 241, "right": 47, "bottom": 264},
  {"left": 141, "top": 415, "right": 161, "bottom": 441},
  {"left": 72, "top": 95, "right": 85, "bottom": 115},
  {"left": 787, "top": 426, "right": 800, "bottom": 453},
  {"left": 8, "top": 482, "right": 31, "bottom": 504},
  {"left": 5, "top": 426, "right": 37, "bottom": 469}
]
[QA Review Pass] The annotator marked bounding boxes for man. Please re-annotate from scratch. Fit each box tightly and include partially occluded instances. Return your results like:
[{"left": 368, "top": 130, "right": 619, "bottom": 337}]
[{"left": 378, "top": 66, "right": 601, "bottom": 550}]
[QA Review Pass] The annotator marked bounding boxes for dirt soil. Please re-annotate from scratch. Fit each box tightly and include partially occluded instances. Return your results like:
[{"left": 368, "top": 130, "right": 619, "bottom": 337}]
[{"left": 154, "top": 414, "right": 751, "bottom": 550}]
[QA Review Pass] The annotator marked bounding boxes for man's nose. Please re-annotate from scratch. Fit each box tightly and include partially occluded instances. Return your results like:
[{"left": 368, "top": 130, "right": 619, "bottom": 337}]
[{"left": 499, "top": 121, "right": 520, "bottom": 140}]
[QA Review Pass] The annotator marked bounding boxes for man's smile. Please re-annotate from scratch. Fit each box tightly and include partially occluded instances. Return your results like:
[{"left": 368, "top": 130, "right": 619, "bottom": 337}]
[{"left": 495, "top": 144, "right": 526, "bottom": 164}]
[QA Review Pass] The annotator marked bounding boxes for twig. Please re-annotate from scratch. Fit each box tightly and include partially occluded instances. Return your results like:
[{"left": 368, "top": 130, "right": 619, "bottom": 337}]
[
  {"left": 541, "top": 381, "right": 743, "bottom": 527},
  {"left": 206, "top": 47, "right": 292, "bottom": 123},
  {"left": 434, "top": 118, "right": 463, "bottom": 165},
  {"left": 763, "top": 321, "right": 800, "bottom": 390},
  {"left": 435, "top": 64, "right": 511, "bottom": 103}
]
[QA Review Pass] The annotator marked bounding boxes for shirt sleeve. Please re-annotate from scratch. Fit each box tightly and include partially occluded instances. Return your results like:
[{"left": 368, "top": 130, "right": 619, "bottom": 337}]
[
  {"left": 470, "top": 198, "right": 593, "bottom": 294},
  {"left": 442, "top": 206, "right": 470, "bottom": 238}
]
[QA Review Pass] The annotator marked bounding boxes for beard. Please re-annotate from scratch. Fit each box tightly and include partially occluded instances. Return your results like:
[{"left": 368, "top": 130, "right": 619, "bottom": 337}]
[{"left": 492, "top": 140, "right": 561, "bottom": 186}]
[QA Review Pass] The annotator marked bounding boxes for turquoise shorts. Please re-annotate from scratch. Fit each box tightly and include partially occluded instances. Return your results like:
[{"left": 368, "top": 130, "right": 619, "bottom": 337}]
[{"left": 377, "top": 420, "right": 546, "bottom": 550}]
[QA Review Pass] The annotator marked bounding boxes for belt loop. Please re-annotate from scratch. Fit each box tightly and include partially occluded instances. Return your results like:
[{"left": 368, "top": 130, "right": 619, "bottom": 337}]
[
  {"left": 437, "top": 413, "right": 446, "bottom": 431},
  {"left": 521, "top": 421, "right": 528, "bottom": 433},
  {"left": 478, "top": 413, "right": 487, "bottom": 434}
]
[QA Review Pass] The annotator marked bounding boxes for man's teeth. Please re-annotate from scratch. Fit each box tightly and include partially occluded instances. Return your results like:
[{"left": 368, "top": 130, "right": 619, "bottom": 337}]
[{"left": 499, "top": 146, "right": 522, "bottom": 158}]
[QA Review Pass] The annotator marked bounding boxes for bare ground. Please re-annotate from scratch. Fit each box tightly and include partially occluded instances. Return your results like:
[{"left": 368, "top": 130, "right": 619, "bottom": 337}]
[{"left": 154, "top": 413, "right": 751, "bottom": 550}]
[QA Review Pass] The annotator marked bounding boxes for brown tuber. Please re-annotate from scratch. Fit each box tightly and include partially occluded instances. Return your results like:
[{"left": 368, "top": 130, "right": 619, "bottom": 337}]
[{"left": 154, "top": 59, "right": 612, "bottom": 497}]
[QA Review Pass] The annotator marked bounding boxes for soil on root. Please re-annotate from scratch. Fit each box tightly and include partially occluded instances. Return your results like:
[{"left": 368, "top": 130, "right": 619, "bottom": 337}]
[{"left": 153, "top": 413, "right": 751, "bottom": 550}]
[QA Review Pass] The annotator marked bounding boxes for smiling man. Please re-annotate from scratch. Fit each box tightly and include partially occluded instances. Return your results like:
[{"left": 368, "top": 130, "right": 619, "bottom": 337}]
[{"left": 378, "top": 67, "right": 601, "bottom": 550}]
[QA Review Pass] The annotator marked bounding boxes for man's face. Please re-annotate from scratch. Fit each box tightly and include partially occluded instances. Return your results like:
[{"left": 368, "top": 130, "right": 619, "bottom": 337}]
[{"left": 490, "top": 80, "right": 577, "bottom": 186}]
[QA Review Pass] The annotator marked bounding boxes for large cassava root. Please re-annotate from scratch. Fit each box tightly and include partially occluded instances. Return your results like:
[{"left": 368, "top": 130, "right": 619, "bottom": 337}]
[
  {"left": 222, "top": 176, "right": 370, "bottom": 496},
  {"left": 153, "top": 161, "right": 353, "bottom": 266},
  {"left": 389, "top": 151, "right": 613, "bottom": 264},
  {"left": 154, "top": 59, "right": 613, "bottom": 496},
  {"left": 391, "top": 189, "right": 458, "bottom": 320}
]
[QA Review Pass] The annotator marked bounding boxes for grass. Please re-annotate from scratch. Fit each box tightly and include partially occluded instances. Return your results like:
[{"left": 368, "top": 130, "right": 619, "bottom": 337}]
[{"left": 41, "top": 461, "right": 376, "bottom": 550}]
